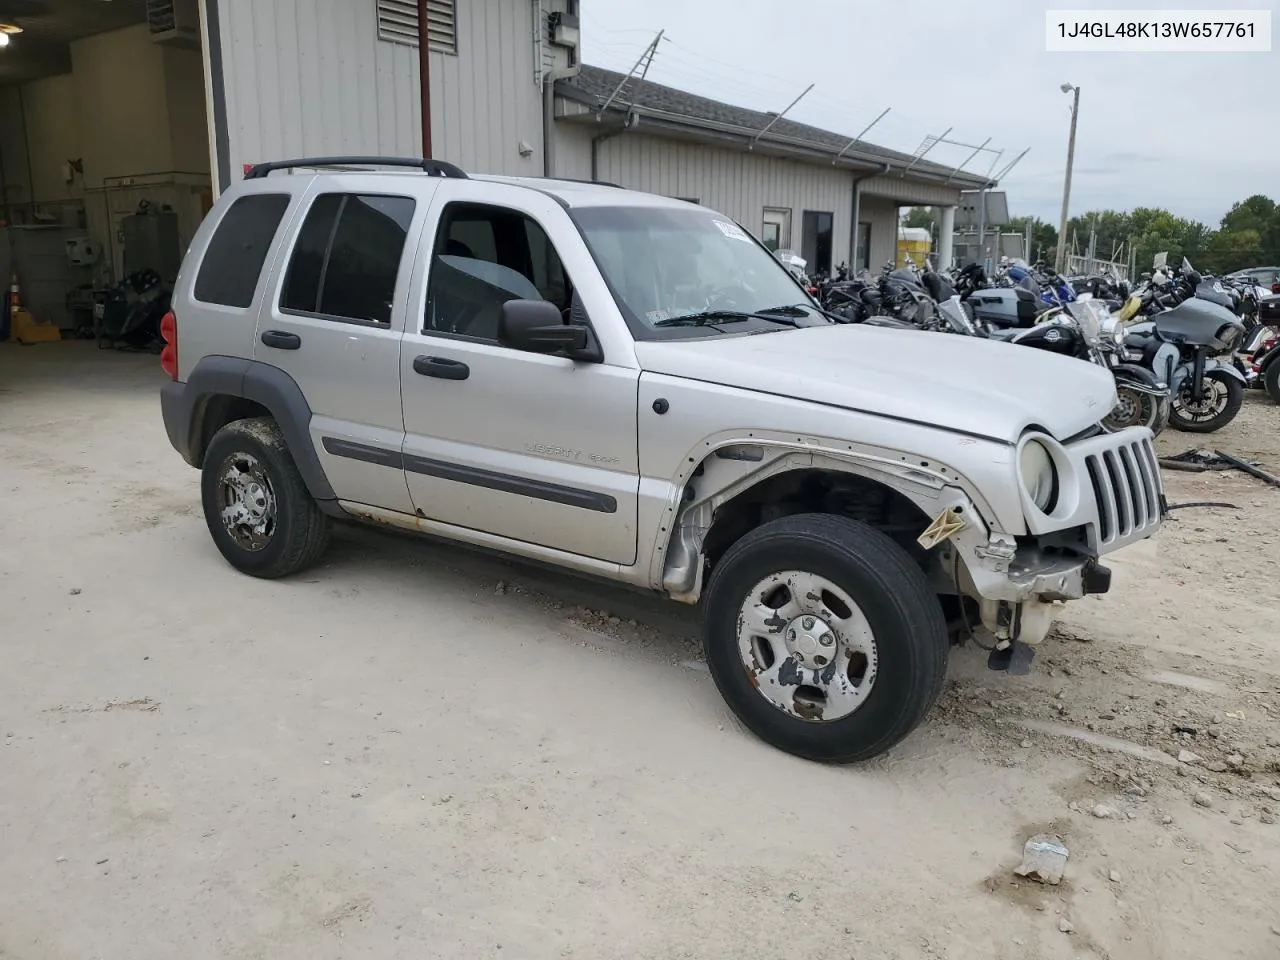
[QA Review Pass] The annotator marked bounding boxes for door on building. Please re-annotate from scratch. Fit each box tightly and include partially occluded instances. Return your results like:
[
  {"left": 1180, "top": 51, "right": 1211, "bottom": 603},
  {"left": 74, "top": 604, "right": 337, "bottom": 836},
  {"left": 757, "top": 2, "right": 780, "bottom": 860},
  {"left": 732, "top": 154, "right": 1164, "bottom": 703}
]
[
  {"left": 399, "top": 182, "right": 641, "bottom": 566},
  {"left": 801, "top": 210, "right": 833, "bottom": 276},
  {"left": 761, "top": 207, "right": 791, "bottom": 252},
  {"left": 855, "top": 221, "right": 871, "bottom": 272}
]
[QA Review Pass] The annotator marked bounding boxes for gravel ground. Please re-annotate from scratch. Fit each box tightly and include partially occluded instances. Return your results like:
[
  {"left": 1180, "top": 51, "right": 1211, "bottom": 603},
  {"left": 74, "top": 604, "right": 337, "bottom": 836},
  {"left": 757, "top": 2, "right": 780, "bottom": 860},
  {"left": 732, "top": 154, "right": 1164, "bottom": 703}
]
[{"left": 2, "top": 341, "right": 1278, "bottom": 960}]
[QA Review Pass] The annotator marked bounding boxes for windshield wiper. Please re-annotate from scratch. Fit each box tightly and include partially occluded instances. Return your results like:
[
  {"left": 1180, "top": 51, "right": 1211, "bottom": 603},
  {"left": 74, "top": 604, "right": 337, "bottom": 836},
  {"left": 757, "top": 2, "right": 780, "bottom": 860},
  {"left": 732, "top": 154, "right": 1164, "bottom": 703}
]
[{"left": 653, "top": 309, "right": 802, "bottom": 329}]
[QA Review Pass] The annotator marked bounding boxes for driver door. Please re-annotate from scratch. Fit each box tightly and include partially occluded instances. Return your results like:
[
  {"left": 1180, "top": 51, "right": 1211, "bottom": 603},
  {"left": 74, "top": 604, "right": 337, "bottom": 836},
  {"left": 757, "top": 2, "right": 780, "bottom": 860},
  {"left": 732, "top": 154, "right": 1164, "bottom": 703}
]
[{"left": 398, "top": 182, "right": 641, "bottom": 565}]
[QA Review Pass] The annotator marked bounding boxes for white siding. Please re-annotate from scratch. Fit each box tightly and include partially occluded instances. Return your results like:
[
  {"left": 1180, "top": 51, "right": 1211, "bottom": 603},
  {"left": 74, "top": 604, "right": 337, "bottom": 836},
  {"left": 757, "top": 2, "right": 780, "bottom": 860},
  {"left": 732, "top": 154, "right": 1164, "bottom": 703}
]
[
  {"left": 860, "top": 174, "right": 964, "bottom": 207},
  {"left": 212, "top": 0, "right": 547, "bottom": 182},
  {"left": 858, "top": 194, "right": 900, "bottom": 270},
  {"left": 579, "top": 130, "right": 858, "bottom": 266}
]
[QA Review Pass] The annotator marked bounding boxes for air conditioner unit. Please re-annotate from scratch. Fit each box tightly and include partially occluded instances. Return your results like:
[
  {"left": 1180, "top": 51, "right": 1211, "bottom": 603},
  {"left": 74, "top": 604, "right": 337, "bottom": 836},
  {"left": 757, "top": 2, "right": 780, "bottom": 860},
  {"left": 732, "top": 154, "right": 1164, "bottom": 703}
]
[{"left": 147, "top": 0, "right": 200, "bottom": 48}]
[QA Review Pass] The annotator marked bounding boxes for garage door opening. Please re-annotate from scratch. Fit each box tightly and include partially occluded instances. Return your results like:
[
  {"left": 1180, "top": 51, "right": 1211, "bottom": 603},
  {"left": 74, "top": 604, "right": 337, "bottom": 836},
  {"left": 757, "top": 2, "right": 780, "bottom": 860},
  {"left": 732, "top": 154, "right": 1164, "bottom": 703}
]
[{"left": 0, "top": 0, "right": 210, "bottom": 349}]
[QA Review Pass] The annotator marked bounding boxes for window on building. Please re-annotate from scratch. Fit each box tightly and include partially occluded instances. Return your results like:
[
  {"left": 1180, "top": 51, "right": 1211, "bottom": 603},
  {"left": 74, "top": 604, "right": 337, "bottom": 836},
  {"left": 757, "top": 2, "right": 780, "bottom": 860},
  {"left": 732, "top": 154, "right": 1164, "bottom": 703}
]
[
  {"left": 425, "top": 203, "right": 572, "bottom": 341},
  {"left": 194, "top": 194, "right": 290, "bottom": 308},
  {"left": 280, "top": 193, "right": 416, "bottom": 325},
  {"left": 376, "top": 0, "right": 456, "bottom": 54},
  {"left": 801, "top": 210, "right": 834, "bottom": 277},
  {"left": 761, "top": 207, "right": 791, "bottom": 253},
  {"left": 856, "top": 221, "right": 871, "bottom": 271}
]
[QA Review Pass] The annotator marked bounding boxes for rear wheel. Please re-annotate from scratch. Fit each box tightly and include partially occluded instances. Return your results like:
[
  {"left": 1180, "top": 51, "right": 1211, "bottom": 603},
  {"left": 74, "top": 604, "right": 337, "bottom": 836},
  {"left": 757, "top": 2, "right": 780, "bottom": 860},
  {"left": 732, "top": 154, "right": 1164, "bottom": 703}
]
[
  {"left": 201, "top": 418, "right": 329, "bottom": 578},
  {"left": 702, "top": 513, "right": 948, "bottom": 763},
  {"left": 1264, "top": 360, "right": 1280, "bottom": 404},
  {"left": 1169, "top": 371, "right": 1244, "bottom": 433}
]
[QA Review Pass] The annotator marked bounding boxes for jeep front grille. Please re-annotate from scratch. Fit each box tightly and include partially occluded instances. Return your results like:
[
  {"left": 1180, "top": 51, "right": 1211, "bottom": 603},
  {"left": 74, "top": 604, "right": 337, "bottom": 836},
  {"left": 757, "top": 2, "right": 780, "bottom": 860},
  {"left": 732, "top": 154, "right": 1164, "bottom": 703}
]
[{"left": 1084, "top": 436, "right": 1162, "bottom": 547}]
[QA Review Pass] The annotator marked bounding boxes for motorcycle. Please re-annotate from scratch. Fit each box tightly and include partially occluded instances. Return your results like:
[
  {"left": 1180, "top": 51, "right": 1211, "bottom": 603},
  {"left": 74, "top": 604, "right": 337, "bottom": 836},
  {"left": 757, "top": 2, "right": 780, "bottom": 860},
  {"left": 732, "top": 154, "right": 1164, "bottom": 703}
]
[
  {"left": 1122, "top": 260, "right": 1247, "bottom": 433},
  {"left": 988, "top": 299, "right": 1169, "bottom": 434}
]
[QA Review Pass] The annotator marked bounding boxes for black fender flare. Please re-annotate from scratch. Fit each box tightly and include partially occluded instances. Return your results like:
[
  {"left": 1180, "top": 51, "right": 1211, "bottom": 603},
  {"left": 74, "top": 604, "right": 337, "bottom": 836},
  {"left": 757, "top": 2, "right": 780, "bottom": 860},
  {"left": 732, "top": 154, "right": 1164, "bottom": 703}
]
[{"left": 163, "top": 355, "right": 336, "bottom": 501}]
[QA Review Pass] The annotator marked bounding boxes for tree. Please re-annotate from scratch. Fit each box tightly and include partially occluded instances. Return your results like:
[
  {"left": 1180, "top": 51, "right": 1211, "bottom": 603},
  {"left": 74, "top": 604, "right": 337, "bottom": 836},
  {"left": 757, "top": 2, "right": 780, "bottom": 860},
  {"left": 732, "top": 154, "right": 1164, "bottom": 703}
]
[
  {"left": 900, "top": 207, "right": 936, "bottom": 230},
  {"left": 1007, "top": 216, "right": 1058, "bottom": 264}
]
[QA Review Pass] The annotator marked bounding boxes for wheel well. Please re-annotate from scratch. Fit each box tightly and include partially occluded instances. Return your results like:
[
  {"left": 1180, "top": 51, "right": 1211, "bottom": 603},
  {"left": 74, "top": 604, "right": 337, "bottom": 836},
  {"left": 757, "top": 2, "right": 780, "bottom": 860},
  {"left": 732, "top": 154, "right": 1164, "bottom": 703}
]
[
  {"left": 702, "top": 468, "right": 934, "bottom": 574},
  {"left": 194, "top": 394, "right": 273, "bottom": 465}
]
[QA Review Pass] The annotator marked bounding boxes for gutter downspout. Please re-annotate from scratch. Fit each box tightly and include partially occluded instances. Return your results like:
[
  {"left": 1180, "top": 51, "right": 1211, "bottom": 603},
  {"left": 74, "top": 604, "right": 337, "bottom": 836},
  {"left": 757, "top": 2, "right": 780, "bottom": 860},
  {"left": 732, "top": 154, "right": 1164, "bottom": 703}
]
[
  {"left": 591, "top": 122, "right": 629, "bottom": 183},
  {"left": 543, "top": 64, "right": 581, "bottom": 178},
  {"left": 849, "top": 163, "right": 889, "bottom": 272}
]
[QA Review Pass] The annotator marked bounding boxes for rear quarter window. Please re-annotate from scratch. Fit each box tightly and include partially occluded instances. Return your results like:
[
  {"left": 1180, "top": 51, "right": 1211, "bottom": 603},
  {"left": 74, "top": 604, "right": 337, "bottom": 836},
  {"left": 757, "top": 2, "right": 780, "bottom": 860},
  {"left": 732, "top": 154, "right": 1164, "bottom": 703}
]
[{"left": 194, "top": 193, "right": 291, "bottom": 308}]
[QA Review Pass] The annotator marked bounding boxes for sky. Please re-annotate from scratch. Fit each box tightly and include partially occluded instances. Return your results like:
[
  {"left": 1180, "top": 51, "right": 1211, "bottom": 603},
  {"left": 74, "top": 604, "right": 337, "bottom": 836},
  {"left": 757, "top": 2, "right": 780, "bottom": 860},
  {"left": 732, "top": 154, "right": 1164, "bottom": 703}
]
[{"left": 582, "top": 0, "right": 1278, "bottom": 227}]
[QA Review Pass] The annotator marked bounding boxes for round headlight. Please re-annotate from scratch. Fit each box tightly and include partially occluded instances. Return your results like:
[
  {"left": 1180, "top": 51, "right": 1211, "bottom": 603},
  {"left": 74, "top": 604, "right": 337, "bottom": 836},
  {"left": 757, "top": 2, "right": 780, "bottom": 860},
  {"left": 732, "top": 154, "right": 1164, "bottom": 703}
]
[{"left": 1020, "top": 440, "right": 1057, "bottom": 512}]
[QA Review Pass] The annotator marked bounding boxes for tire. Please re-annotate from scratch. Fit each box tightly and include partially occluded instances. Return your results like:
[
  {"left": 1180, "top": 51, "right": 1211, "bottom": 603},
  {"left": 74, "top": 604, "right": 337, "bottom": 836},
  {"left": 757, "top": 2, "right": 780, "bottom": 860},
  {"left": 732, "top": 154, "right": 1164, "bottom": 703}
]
[
  {"left": 1265, "top": 360, "right": 1280, "bottom": 405},
  {"left": 1169, "top": 371, "right": 1244, "bottom": 433},
  {"left": 1103, "top": 383, "right": 1168, "bottom": 436},
  {"left": 702, "top": 513, "right": 948, "bottom": 763},
  {"left": 201, "top": 417, "right": 330, "bottom": 578}
]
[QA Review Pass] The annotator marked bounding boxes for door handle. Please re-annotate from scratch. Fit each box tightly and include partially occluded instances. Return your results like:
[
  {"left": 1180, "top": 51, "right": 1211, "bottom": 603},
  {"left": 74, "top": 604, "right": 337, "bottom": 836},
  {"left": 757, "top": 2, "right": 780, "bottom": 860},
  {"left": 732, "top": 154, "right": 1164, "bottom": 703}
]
[
  {"left": 413, "top": 355, "right": 470, "bottom": 381},
  {"left": 261, "top": 330, "right": 301, "bottom": 350}
]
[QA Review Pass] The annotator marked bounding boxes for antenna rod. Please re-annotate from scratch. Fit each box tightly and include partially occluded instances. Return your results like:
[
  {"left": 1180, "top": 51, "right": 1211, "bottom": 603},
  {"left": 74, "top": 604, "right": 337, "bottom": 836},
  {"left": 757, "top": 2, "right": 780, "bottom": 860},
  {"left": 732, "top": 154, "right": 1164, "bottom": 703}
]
[
  {"left": 751, "top": 83, "right": 815, "bottom": 147},
  {"left": 992, "top": 147, "right": 1030, "bottom": 182},
  {"left": 597, "top": 30, "right": 664, "bottom": 120},
  {"left": 945, "top": 137, "right": 990, "bottom": 184},
  {"left": 833, "top": 107, "right": 890, "bottom": 164},
  {"left": 902, "top": 127, "right": 951, "bottom": 175}
]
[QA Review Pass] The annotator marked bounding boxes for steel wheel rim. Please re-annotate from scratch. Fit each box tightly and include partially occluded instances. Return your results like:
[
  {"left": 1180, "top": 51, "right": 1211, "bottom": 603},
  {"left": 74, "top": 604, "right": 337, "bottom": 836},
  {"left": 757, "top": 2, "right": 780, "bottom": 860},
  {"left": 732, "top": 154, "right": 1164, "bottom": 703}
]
[
  {"left": 736, "top": 570, "right": 879, "bottom": 722},
  {"left": 217, "top": 452, "right": 277, "bottom": 551},
  {"left": 1105, "top": 388, "right": 1144, "bottom": 429},
  {"left": 1176, "top": 377, "right": 1228, "bottom": 422}
]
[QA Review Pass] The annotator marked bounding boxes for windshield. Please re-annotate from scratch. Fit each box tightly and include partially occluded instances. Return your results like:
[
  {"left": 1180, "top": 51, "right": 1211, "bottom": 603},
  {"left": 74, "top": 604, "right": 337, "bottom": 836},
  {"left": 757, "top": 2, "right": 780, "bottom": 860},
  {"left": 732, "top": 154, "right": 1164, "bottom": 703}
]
[{"left": 571, "top": 206, "right": 829, "bottom": 338}]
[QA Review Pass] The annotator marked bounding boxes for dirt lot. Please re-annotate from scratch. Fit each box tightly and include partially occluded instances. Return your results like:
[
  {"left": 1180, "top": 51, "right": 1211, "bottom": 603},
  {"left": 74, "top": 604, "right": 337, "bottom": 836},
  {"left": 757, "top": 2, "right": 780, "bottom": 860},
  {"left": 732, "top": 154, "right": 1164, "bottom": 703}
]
[{"left": 2, "top": 342, "right": 1278, "bottom": 960}]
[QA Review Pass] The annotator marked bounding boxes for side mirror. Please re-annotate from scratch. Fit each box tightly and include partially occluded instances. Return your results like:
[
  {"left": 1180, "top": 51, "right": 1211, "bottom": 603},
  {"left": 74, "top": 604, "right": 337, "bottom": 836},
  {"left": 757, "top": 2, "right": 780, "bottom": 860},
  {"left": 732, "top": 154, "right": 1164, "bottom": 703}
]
[{"left": 498, "top": 299, "right": 595, "bottom": 358}]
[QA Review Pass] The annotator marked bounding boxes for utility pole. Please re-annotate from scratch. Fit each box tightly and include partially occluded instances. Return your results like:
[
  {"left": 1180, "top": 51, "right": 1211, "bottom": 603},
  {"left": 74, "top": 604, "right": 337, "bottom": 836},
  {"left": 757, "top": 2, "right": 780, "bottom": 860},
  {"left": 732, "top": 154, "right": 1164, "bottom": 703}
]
[
  {"left": 418, "top": 0, "right": 433, "bottom": 158},
  {"left": 1055, "top": 83, "right": 1080, "bottom": 274}
]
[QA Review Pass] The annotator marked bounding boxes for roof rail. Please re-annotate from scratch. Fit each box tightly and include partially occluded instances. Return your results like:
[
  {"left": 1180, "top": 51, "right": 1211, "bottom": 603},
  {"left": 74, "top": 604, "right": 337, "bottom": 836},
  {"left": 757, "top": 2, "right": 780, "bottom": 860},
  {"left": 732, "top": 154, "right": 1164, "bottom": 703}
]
[
  {"left": 546, "top": 176, "right": 623, "bottom": 188},
  {"left": 244, "top": 156, "right": 468, "bottom": 180}
]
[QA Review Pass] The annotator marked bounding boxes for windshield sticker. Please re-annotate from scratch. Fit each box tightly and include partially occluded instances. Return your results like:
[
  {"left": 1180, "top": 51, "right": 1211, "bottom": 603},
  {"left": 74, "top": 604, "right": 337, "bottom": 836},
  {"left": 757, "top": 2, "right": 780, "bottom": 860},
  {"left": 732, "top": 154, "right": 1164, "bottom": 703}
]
[
  {"left": 646, "top": 309, "right": 671, "bottom": 324},
  {"left": 712, "top": 219, "right": 752, "bottom": 243}
]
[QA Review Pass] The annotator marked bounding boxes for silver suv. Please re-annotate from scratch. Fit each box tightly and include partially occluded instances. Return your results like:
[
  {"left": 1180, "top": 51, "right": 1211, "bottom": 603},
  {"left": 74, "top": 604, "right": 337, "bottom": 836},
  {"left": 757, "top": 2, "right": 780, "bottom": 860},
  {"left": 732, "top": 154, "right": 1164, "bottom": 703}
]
[{"left": 160, "top": 157, "right": 1163, "bottom": 762}]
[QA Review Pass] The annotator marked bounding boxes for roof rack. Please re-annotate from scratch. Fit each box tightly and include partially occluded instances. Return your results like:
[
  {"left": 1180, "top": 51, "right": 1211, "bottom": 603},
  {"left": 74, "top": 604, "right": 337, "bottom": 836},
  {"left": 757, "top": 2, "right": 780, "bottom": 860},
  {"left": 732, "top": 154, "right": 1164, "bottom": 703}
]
[
  {"left": 545, "top": 176, "right": 623, "bottom": 188},
  {"left": 244, "top": 156, "right": 468, "bottom": 180}
]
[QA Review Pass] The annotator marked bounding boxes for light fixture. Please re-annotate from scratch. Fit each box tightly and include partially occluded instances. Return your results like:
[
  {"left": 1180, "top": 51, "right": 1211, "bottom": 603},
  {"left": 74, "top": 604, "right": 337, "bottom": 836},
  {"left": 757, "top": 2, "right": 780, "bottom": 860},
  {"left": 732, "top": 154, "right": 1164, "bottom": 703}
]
[
  {"left": 1060, "top": 82, "right": 1074, "bottom": 93},
  {"left": 0, "top": 23, "right": 23, "bottom": 48}
]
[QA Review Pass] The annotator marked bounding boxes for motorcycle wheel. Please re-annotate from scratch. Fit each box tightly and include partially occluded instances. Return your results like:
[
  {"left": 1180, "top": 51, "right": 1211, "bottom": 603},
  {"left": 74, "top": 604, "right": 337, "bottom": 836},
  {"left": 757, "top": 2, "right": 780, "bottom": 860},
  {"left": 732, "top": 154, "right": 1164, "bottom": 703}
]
[
  {"left": 1265, "top": 361, "right": 1280, "bottom": 404},
  {"left": 1168, "top": 371, "right": 1244, "bottom": 433},
  {"left": 1102, "top": 384, "right": 1169, "bottom": 436}
]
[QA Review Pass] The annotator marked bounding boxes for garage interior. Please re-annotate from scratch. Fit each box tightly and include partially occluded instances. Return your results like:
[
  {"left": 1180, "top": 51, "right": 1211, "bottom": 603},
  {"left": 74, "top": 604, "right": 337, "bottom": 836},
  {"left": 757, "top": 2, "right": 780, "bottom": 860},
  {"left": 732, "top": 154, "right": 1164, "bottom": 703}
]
[{"left": 0, "top": 0, "right": 208, "bottom": 347}]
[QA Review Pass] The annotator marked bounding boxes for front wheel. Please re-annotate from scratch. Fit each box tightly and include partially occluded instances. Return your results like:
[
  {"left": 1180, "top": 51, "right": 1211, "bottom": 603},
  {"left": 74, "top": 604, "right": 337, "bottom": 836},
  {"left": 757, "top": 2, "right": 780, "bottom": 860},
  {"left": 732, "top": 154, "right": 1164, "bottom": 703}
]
[
  {"left": 1169, "top": 370, "right": 1244, "bottom": 433},
  {"left": 1103, "top": 383, "right": 1169, "bottom": 436},
  {"left": 702, "top": 514, "right": 948, "bottom": 763}
]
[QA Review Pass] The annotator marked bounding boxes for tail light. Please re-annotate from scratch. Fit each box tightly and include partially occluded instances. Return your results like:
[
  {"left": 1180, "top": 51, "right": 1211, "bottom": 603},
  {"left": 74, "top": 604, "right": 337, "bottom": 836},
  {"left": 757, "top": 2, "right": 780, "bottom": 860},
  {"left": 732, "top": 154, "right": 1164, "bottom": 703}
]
[{"left": 159, "top": 310, "right": 178, "bottom": 380}]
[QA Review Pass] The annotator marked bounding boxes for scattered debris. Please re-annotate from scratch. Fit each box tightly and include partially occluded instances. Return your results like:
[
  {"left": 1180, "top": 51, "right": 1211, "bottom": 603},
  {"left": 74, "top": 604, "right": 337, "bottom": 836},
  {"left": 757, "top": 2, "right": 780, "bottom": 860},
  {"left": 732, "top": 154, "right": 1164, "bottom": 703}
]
[
  {"left": 1194, "top": 792, "right": 1214, "bottom": 808},
  {"left": 1178, "top": 750, "right": 1202, "bottom": 765},
  {"left": 95, "top": 858, "right": 108, "bottom": 865},
  {"left": 68, "top": 587, "right": 81, "bottom": 596},
  {"left": 1013, "top": 835, "right": 1069, "bottom": 885},
  {"left": 1058, "top": 918, "right": 1075, "bottom": 934},
  {"left": 1161, "top": 815, "right": 1174, "bottom": 825},
  {"left": 1092, "top": 803, "right": 1117, "bottom": 819},
  {"left": 787, "top": 891, "right": 804, "bottom": 903},
  {"left": 1226, "top": 753, "right": 1245, "bottom": 769},
  {"left": 1109, "top": 869, "right": 1122, "bottom": 882},
  {"left": 494, "top": 581, "right": 507, "bottom": 596}
]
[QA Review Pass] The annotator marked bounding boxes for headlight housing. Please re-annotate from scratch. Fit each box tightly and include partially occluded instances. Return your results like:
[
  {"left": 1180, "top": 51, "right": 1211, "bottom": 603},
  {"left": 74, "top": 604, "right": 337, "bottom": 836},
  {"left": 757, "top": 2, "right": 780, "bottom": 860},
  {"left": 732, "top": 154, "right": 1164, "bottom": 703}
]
[{"left": 1019, "top": 439, "right": 1058, "bottom": 512}]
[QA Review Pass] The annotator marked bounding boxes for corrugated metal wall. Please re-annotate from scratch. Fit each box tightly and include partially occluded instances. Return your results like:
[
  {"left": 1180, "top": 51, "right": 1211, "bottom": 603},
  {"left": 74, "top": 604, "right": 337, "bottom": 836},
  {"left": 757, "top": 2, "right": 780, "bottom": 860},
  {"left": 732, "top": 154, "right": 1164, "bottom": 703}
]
[
  {"left": 860, "top": 174, "right": 964, "bottom": 207},
  {"left": 576, "top": 130, "right": 857, "bottom": 265},
  {"left": 858, "top": 194, "right": 901, "bottom": 270},
  {"left": 212, "top": 0, "right": 549, "bottom": 182}
]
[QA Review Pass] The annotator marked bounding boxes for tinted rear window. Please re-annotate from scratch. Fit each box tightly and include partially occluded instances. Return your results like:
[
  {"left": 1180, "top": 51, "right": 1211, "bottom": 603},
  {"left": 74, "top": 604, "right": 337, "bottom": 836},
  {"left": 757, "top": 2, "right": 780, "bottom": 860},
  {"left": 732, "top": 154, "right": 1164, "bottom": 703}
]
[
  {"left": 280, "top": 193, "right": 415, "bottom": 325},
  {"left": 194, "top": 194, "right": 290, "bottom": 308}
]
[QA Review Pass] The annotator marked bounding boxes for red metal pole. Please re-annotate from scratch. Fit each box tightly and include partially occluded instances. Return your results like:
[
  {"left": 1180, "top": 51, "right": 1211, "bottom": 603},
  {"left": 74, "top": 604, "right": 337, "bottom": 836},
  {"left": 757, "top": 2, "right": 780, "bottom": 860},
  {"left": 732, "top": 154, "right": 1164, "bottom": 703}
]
[{"left": 418, "top": 0, "right": 432, "bottom": 158}]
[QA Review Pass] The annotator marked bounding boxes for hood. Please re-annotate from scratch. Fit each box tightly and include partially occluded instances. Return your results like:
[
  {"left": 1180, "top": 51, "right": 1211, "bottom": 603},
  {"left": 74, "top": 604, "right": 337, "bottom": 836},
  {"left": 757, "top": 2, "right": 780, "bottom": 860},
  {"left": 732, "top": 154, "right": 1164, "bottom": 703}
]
[{"left": 633, "top": 324, "right": 1117, "bottom": 444}]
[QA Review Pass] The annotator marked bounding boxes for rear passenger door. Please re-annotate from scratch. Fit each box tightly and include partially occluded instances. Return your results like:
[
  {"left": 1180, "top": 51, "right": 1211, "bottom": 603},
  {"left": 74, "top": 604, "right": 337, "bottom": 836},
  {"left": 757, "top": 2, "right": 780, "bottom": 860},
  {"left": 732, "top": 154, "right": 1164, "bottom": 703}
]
[
  {"left": 399, "top": 182, "right": 640, "bottom": 565},
  {"left": 255, "top": 176, "right": 437, "bottom": 513}
]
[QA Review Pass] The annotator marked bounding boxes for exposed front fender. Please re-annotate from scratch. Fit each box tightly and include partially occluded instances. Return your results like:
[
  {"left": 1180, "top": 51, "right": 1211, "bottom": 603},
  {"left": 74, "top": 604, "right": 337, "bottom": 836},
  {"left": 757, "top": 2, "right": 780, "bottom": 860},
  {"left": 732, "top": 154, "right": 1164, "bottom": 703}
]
[{"left": 1202, "top": 358, "right": 1248, "bottom": 383}]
